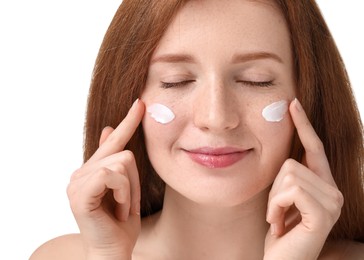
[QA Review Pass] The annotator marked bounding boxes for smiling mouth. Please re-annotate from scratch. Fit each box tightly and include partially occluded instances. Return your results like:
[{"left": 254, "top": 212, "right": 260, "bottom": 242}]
[{"left": 183, "top": 147, "right": 251, "bottom": 169}]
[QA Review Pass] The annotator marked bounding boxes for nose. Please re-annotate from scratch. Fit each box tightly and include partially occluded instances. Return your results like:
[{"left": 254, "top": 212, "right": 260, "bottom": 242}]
[{"left": 193, "top": 80, "right": 240, "bottom": 132}]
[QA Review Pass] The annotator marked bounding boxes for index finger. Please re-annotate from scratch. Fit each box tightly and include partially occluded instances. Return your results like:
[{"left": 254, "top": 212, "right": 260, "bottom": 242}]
[
  {"left": 88, "top": 99, "right": 145, "bottom": 164},
  {"left": 289, "top": 98, "right": 335, "bottom": 186}
]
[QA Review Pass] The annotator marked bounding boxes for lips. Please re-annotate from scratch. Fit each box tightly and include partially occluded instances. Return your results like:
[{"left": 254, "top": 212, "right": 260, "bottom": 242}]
[{"left": 184, "top": 147, "right": 250, "bottom": 168}]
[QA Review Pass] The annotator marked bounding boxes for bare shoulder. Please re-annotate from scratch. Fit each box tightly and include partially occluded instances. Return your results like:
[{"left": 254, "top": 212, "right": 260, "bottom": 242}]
[
  {"left": 319, "top": 240, "right": 364, "bottom": 260},
  {"left": 30, "top": 233, "right": 85, "bottom": 260}
]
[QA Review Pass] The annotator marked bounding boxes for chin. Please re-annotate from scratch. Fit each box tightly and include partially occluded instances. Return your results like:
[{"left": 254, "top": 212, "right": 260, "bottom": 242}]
[{"left": 173, "top": 180, "right": 272, "bottom": 208}]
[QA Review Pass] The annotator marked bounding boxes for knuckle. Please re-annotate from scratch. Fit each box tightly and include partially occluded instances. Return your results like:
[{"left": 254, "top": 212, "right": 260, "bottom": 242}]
[
  {"left": 331, "top": 189, "right": 344, "bottom": 209},
  {"left": 337, "top": 191, "right": 344, "bottom": 208},
  {"left": 95, "top": 167, "right": 112, "bottom": 180},
  {"left": 66, "top": 183, "right": 75, "bottom": 198},
  {"left": 70, "top": 168, "right": 82, "bottom": 181},
  {"left": 281, "top": 158, "right": 298, "bottom": 172},
  {"left": 121, "top": 150, "right": 136, "bottom": 164},
  {"left": 311, "top": 139, "right": 325, "bottom": 154},
  {"left": 280, "top": 159, "right": 299, "bottom": 185},
  {"left": 282, "top": 172, "right": 297, "bottom": 187},
  {"left": 290, "top": 185, "right": 304, "bottom": 196},
  {"left": 323, "top": 189, "right": 344, "bottom": 225},
  {"left": 113, "top": 161, "right": 127, "bottom": 174}
]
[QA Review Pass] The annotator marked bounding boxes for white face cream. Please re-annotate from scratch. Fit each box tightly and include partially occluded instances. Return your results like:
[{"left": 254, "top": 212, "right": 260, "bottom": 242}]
[
  {"left": 147, "top": 103, "right": 175, "bottom": 124},
  {"left": 262, "top": 100, "right": 288, "bottom": 122}
]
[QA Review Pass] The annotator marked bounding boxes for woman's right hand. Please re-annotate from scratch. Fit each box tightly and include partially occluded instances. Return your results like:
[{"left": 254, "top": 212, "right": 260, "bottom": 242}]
[{"left": 67, "top": 99, "right": 145, "bottom": 260}]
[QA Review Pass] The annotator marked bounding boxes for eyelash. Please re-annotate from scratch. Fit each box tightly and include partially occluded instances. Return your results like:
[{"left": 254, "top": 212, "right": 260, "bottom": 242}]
[
  {"left": 160, "top": 80, "right": 274, "bottom": 89},
  {"left": 161, "top": 80, "right": 195, "bottom": 89},
  {"left": 237, "top": 80, "right": 274, "bottom": 87}
]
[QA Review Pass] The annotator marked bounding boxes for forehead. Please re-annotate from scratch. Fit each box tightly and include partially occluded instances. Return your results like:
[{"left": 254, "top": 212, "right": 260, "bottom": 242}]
[{"left": 152, "top": 0, "right": 291, "bottom": 64}]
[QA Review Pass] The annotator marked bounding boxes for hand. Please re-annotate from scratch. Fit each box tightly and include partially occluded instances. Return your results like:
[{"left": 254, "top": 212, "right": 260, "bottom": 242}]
[
  {"left": 264, "top": 99, "right": 344, "bottom": 260},
  {"left": 67, "top": 99, "right": 145, "bottom": 259}
]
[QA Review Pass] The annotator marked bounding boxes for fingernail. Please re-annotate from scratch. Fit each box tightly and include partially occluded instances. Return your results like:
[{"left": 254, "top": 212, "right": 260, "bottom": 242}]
[
  {"left": 294, "top": 98, "right": 302, "bottom": 112},
  {"left": 131, "top": 98, "right": 139, "bottom": 111}
]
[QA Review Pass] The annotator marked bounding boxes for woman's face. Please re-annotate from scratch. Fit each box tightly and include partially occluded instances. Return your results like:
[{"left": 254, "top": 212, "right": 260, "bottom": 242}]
[{"left": 141, "top": 0, "right": 296, "bottom": 206}]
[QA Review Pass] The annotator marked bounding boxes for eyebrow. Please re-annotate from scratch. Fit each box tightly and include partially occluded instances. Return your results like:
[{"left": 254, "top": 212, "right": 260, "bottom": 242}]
[
  {"left": 150, "top": 51, "right": 283, "bottom": 65},
  {"left": 231, "top": 52, "right": 283, "bottom": 64},
  {"left": 151, "top": 54, "right": 196, "bottom": 65}
]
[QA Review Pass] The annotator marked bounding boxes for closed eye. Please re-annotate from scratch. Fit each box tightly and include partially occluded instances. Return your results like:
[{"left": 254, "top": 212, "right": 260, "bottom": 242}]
[
  {"left": 161, "top": 80, "right": 195, "bottom": 89},
  {"left": 237, "top": 80, "right": 274, "bottom": 87}
]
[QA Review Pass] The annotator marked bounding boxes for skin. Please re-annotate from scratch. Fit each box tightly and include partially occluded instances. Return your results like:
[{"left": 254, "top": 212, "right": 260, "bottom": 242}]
[
  {"left": 30, "top": 0, "right": 364, "bottom": 259},
  {"left": 142, "top": 0, "right": 295, "bottom": 209}
]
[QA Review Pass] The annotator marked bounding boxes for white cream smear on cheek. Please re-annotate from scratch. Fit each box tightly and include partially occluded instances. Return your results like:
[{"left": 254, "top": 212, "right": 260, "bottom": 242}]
[
  {"left": 147, "top": 103, "right": 175, "bottom": 124},
  {"left": 262, "top": 100, "right": 288, "bottom": 122}
]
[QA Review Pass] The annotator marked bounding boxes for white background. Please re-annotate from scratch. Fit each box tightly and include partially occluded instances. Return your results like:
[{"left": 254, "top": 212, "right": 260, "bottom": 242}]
[{"left": 0, "top": 1, "right": 363, "bottom": 259}]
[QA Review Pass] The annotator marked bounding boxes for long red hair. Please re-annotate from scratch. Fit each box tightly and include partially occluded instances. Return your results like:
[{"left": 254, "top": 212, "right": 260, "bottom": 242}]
[{"left": 84, "top": 0, "right": 364, "bottom": 241}]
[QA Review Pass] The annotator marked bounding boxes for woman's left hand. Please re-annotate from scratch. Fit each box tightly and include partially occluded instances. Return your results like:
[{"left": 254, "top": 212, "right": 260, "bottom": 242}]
[{"left": 264, "top": 99, "right": 344, "bottom": 260}]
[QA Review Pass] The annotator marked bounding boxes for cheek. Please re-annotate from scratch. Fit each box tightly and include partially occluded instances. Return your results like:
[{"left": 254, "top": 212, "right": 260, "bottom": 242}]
[
  {"left": 142, "top": 102, "right": 184, "bottom": 155},
  {"left": 143, "top": 116, "right": 178, "bottom": 142},
  {"left": 259, "top": 119, "right": 294, "bottom": 174},
  {"left": 249, "top": 100, "right": 294, "bottom": 166},
  {"left": 261, "top": 118, "right": 294, "bottom": 149},
  {"left": 255, "top": 98, "right": 293, "bottom": 143}
]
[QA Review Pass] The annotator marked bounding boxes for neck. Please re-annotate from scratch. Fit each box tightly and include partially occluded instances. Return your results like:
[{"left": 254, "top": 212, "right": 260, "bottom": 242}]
[{"left": 145, "top": 186, "right": 270, "bottom": 260}]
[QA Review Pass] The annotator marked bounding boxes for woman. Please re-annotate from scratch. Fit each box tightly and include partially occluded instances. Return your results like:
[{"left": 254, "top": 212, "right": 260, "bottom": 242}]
[{"left": 31, "top": 0, "right": 364, "bottom": 259}]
